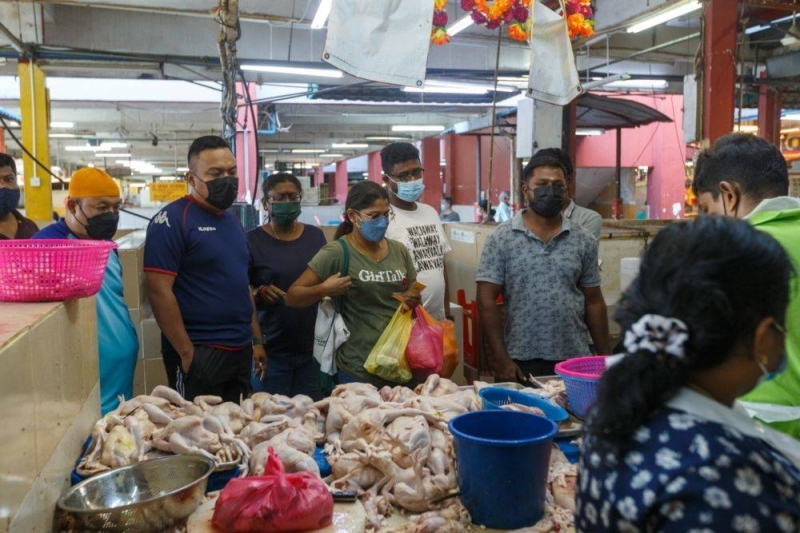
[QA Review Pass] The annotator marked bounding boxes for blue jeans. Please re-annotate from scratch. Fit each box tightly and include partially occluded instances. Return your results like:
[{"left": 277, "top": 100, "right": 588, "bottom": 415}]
[
  {"left": 336, "top": 371, "right": 364, "bottom": 384},
  {"left": 251, "top": 352, "right": 323, "bottom": 401}
]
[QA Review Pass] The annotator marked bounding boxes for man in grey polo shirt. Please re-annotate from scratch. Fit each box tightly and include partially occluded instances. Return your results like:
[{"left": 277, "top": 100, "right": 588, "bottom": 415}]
[
  {"left": 536, "top": 147, "right": 602, "bottom": 240},
  {"left": 477, "top": 151, "right": 611, "bottom": 382}
]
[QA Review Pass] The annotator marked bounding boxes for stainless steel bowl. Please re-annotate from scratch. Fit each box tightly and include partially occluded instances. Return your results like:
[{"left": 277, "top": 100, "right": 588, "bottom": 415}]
[{"left": 57, "top": 454, "right": 214, "bottom": 532}]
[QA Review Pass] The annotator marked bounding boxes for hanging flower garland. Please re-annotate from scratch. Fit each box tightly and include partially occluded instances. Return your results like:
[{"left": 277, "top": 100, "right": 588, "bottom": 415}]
[
  {"left": 431, "top": 0, "right": 595, "bottom": 45},
  {"left": 565, "top": 0, "right": 595, "bottom": 38}
]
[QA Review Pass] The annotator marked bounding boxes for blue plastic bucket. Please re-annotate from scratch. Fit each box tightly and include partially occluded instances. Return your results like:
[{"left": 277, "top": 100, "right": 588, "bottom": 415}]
[
  {"left": 479, "top": 387, "right": 569, "bottom": 423},
  {"left": 449, "top": 411, "right": 558, "bottom": 529}
]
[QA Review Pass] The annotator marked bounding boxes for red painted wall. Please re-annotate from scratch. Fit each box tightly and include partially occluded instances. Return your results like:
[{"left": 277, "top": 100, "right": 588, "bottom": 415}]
[
  {"left": 443, "top": 133, "right": 512, "bottom": 207},
  {"left": 575, "top": 93, "right": 687, "bottom": 219}
]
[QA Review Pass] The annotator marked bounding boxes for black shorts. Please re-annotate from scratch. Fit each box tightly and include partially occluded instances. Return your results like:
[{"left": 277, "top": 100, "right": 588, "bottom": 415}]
[{"left": 162, "top": 338, "right": 251, "bottom": 402}]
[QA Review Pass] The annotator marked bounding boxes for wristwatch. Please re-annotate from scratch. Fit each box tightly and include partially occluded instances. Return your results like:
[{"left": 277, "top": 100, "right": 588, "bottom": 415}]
[{"left": 252, "top": 336, "right": 266, "bottom": 346}]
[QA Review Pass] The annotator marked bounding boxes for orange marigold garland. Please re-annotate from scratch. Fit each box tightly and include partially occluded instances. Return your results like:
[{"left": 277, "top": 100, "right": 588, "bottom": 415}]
[{"left": 431, "top": 0, "right": 594, "bottom": 45}]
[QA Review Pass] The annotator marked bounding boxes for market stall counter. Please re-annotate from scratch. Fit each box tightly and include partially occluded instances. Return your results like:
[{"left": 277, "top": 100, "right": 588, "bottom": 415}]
[{"left": 0, "top": 298, "right": 100, "bottom": 532}]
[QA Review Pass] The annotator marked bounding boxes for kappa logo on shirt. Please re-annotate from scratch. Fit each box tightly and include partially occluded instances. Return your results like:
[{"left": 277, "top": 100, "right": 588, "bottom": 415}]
[
  {"left": 198, "top": 226, "right": 217, "bottom": 232},
  {"left": 152, "top": 211, "right": 171, "bottom": 227}
]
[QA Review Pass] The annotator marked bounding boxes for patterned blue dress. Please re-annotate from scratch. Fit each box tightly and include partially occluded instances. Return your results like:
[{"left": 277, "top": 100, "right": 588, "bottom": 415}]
[{"left": 577, "top": 406, "right": 800, "bottom": 532}]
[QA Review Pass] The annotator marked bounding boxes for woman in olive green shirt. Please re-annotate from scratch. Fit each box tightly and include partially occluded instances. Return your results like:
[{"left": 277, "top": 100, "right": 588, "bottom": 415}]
[{"left": 286, "top": 181, "right": 420, "bottom": 386}]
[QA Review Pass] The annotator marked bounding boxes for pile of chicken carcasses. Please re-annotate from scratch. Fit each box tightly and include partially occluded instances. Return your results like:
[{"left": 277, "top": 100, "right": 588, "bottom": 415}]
[{"left": 76, "top": 376, "right": 577, "bottom": 532}]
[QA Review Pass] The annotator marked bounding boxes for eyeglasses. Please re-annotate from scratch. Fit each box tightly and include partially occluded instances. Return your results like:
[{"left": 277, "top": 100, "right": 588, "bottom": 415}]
[
  {"left": 356, "top": 209, "right": 395, "bottom": 221},
  {"left": 773, "top": 322, "right": 788, "bottom": 336},
  {"left": 387, "top": 167, "right": 424, "bottom": 182},
  {"left": 267, "top": 193, "right": 302, "bottom": 203}
]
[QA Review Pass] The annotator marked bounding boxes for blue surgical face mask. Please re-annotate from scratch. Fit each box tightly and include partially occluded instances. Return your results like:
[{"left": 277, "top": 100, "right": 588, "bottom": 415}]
[
  {"left": 394, "top": 178, "right": 425, "bottom": 203},
  {"left": 357, "top": 215, "right": 390, "bottom": 242}
]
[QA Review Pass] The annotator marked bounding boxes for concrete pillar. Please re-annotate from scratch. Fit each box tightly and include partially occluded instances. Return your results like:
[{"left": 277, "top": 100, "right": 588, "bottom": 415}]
[
  {"left": 334, "top": 160, "right": 348, "bottom": 205},
  {"left": 313, "top": 166, "right": 324, "bottom": 187},
  {"left": 18, "top": 60, "right": 52, "bottom": 224},
  {"left": 758, "top": 84, "right": 782, "bottom": 146},
  {"left": 367, "top": 151, "right": 383, "bottom": 183},
  {"left": 420, "top": 137, "right": 441, "bottom": 210},
  {"left": 235, "top": 81, "right": 258, "bottom": 203},
  {"left": 702, "top": 0, "right": 738, "bottom": 144}
]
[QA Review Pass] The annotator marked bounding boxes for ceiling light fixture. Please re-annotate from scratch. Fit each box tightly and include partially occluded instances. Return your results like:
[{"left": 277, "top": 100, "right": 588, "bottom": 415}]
[
  {"left": 404, "top": 86, "right": 487, "bottom": 95},
  {"left": 745, "top": 14, "right": 795, "bottom": 35},
  {"left": 319, "top": 153, "right": 345, "bottom": 157},
  {"left": 576, "top": 128, "right": 605, "bottom": 136},
  {"left": 447, "top": 15, "right": 474, "bottom": 36},
  {"left": 332, "top": 143, "right": 369, "bottom": 149},
  {"left": 241, "top": 64, "right": 343, "bottom": 78},
  {"left": 96, "top": 153, "right": 131, "bottom": 158},
  {"left": 391, "top": 125, "right": 445, "bottom": 132},
  {"left": 292, "top": 149, "right": 326, "bottom": 153},
  {"left": 176, "top": 167, "right": 190, "bottom": 172},
  {"left": 605, "top": 79, "right": 668, "bottom": 90},
  {"left": 364, "top": 135, "right": 413, "bottom": 141},
  {"left": 65, "top": 145, "right": 112, "bottom": 152},
  {"left": 311, "top": 0, "right": 332, "bottom": 29},
  {"left": 101, "top": 142, "right": 128, "bottom": 149},
  {"left": 49, "top": 133, "right": 77, "bottom": 138},
  {"left": 50, "top": 121, "right": 74, "bottom": 128},
  {"left": 626, "top": 1, "right": 702, "bottom": 34}
]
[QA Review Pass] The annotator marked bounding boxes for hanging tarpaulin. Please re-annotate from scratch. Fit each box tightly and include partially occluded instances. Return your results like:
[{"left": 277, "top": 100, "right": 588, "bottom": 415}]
[
  {"left": 322, "top": 0, "right": 433, "bottom": 87},
  {"left": 526, "top": 0, "right": 582, "bottom": 106}
]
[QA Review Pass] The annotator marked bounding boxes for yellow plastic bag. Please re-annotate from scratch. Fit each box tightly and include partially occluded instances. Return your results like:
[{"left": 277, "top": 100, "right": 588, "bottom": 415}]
[{"left": 364, "top": 305, "right": 413, "bottom": 383}]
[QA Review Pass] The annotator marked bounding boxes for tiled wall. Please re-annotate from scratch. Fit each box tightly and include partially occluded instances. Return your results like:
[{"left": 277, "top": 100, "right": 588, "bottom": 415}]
[{"left": 0, "top": 299, "right": 100, "bottom": 532}]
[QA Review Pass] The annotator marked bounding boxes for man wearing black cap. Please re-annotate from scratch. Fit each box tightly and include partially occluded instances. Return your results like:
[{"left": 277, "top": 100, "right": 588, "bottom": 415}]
[{"left": 476, "top": 149, "right": 610, "bottom": 382}]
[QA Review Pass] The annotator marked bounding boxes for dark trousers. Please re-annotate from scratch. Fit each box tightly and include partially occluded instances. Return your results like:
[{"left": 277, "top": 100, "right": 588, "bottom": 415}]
[
  {"left": 162, "top": 339, "right": 251, "bottom": 402},
  {"left": 515, "top": 359, "right": 559, "bottom": 382}
]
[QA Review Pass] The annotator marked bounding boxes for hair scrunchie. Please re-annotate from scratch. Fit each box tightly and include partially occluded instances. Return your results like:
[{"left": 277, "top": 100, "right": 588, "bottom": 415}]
[{"left": 623, "top": 314, "right": 689, "bottom": 359}]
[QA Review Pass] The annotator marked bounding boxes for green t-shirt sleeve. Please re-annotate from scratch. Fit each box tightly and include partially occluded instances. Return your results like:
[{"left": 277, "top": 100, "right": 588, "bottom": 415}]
[{"left": 308, "top": 240, "right": 344, "bottom": 280}]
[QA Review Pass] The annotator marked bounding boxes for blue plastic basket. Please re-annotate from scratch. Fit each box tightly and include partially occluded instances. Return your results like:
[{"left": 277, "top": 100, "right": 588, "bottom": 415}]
[
  {"left": 479, "top": 387, "right": 569, "bottom": 423},
  {"left": 554, "top": 356, "right": 607, "bottom": 417}
]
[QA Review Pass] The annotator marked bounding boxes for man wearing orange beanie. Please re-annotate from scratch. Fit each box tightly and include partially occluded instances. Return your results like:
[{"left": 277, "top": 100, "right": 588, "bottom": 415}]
[{"left": 34, "top": 167, "right": 139, "bottom": 415}]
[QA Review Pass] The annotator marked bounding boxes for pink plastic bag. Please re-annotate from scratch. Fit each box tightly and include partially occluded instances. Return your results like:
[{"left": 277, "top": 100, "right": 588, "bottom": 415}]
[
  {"left": 212, "top": 447, "right": 334, "bottom": 533},
  {"left": 405, "top": 306, "right": 444, "bottom": 381}
]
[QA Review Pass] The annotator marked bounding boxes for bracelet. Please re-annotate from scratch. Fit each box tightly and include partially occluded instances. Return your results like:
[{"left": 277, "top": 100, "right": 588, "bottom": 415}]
[{"left": 252, "top": 336, "right": 266, "bottom": 346}]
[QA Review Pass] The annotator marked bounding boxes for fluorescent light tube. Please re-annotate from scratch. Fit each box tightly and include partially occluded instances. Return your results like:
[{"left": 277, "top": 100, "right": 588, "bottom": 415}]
[
  {"left": 745, "top": 14, "right": 794, "bottom": 35},
  {"left": 50, "top": 121, "right": 74, "bottom": 128},
  {"left": 240, "top": 64, "right": 343, "bottom": 78},
  {"left": 391, "top": 125, "right": 445, "bottom": 132},
  {"left": 576, "top": 128, "right": 605, "bottom": 136},
  {"left": 627, "top": 1, "right": 702, "bottom": 33},
  {"left": 404, "top": 86, "right": 487, "bottom": 95},
  {"left": 332, "top": 143, "right": 369, "bottom": 148},
  {"left": 425, "top": 79, "right": 518, "bottom": 93},
  {"left": 311, "top": 0, "right": 332, "bottom": 29},
  {"left": 292, "top": 149, "right": 326, "bottom": 153},
  {"left": 49, "top": 133, "right": 77, "bottom": 138},
  {"left": 101, "top": 142, "right": 128, "bottom": 149},
  {"left": 364, "top": 136, "right": 412, "bottom": 141},
  {"left": 605, "top": 79, "right": 668, "bottom": 90},
  {"left": 96, "top": 153, "right": 131, "bottom": 158},
  {"left": 319, "top": 153, "right": 345, "bottom": 157},
  {"left": 176, "top": 167, "right": 190, "bottom": 172},
  {"left": 447, "top": 15, "right": 473, "bottom": 36},
  {"left": 65, "top": 145, "right": 112, "bottom": 152}
]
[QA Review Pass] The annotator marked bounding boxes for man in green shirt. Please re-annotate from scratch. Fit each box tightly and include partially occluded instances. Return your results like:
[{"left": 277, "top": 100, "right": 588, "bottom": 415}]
[{"left": 694, "top": 133, "right": 800, "bottom": 438}]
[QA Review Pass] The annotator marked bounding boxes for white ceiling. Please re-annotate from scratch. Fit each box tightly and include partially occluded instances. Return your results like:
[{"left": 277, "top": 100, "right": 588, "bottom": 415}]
[{"left": 0, "top": 0, "right": 795, "bottom": 178}]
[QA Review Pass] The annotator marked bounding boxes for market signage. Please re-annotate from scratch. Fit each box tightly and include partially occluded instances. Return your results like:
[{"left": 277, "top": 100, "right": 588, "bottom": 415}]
[{"left": 150, "top": 182, "right": 187, "bottom": 202}]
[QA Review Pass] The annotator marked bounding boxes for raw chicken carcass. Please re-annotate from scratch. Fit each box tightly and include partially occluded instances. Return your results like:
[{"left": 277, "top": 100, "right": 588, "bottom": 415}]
[{"left": 249, "top": 441, "right": 319, "bottom": 477}]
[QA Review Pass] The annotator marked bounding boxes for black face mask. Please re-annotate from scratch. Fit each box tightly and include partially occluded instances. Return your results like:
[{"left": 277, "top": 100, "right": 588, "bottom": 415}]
[
  {"left": 78, "top": 204, "right": 119, "bottom": 240},
  {"left": 529, "top": 184, "right": 567, "bottom": 218},
  {"left": 200, "top": 176, "right": 238, "bottom": 211}
]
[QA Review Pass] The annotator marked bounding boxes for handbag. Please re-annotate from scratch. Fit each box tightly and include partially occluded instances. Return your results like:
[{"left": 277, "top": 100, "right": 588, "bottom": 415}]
[
  {"left": 313, "top": 240, "right": 350, "bottom": 377},
  {"left": 526, "top": 0, "right": 583, "bottom": 106}
]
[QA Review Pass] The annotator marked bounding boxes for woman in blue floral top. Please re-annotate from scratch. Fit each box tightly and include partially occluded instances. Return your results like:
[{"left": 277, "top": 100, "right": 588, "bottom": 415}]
[{"left": 577, "top": 216, "right": 800, "bottom": 532}]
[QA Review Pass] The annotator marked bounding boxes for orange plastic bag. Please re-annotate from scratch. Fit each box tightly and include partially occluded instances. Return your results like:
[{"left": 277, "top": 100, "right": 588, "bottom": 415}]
[
  {"left": 418, "top": 306, "right": 459, "bottom": 378},
  {"left": 406, "top": 307, "right": 443, "bottom": 381}
]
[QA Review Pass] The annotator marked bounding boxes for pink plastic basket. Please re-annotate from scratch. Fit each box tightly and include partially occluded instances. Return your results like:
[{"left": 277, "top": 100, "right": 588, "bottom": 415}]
[
  {"left": 554, "top": 356, "right": 608, "bottom": 418},
  {"left": 0, "top": 239, "right": 116, "bottom": 302}
]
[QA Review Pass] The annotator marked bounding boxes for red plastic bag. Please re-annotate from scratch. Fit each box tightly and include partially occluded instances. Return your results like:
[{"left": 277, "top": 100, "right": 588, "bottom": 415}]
[
  {"left": 406, "top": 306, "right": 444, "bottom": 381},
  {"left": 212, "top": 447, "right": 333, "bottom": 533}
]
